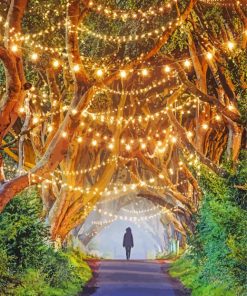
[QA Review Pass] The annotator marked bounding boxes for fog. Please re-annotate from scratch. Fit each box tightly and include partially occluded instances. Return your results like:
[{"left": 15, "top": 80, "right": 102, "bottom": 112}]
[{"left": 87, "top": 219, "right": 164, "bottom": 259}]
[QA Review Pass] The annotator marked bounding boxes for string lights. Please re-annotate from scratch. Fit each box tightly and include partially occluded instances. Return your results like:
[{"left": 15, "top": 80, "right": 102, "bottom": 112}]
[
  {"left": 199, "top": 0, "right": 244, "bottom": 6},
  {"left": 98, "top": 77, "right": 176, "bottom": 96},
  {"left": 3, "top": 160, "right": 188, "bottom": 201},
  {"left": 85, "top": 0, "right": 176, "bottom": 21},
  {"left": 92, "top": 210, "right": 162, "bottom": 224},
  {"left": 91, "top": 205, "right": 178, "bottom": 226},
  {"left": 122, "top": 204, "right": 162, "bottom": 214},
  {"left": 1, "top": 0, "right": 243, "bottom": 238},
  {"left": 79, "top": 21, "right": 177, "bottom": 44},
  {"left": 85, "top": 97, "right": 197, "bottom": 125}
]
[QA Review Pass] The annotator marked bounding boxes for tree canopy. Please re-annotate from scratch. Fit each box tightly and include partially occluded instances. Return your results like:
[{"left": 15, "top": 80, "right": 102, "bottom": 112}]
[{"left": 0, "top": 0, "right": 246, "bottom": 243}]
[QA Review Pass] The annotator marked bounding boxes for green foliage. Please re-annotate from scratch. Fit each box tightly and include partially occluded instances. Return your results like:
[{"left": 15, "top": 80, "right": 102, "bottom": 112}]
[
  {"left": 0, "top": 188, "right": 92, "bottom": 295},
  {"left": 170, "top": 257, "right": 236, "bottom": 296},
  {"left": 156, "top": 246, "right": 185, "bottom": 260},
  {"left": 170, "top": 151, "right": 247, "bottom": 296},
  {"left": 14, "top": 269, "right": 51, "bottom": 296},
  {"left": 0, "top": 188, "right": 48, "bottom": 270},
  {"left": 0, "top": 249, "right": 21, "bottom": 293}
]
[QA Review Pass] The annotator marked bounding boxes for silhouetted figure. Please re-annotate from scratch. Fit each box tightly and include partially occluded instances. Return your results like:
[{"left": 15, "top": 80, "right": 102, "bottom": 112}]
[{"left": 123, "top": 227, "right": 134, "bottom": 260}]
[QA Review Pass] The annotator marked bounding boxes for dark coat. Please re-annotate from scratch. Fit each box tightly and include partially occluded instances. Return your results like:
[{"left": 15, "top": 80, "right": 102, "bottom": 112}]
[{"left": 123, "top": 228, "right": 134, "bottom": 247}]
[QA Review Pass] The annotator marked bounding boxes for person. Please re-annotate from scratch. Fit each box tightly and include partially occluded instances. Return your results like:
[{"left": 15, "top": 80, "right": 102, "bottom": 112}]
[{"left": 123, "top": 227, "right": 134, "bottom": 260}]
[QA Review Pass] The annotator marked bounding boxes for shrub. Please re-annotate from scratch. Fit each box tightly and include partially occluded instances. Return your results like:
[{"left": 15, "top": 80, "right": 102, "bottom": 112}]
[
  {"left": 170, "top": 151, "right": 247, "bottom": 295},
  {"left": 0, "top": 187, "right": 92, "bottom": 295}
]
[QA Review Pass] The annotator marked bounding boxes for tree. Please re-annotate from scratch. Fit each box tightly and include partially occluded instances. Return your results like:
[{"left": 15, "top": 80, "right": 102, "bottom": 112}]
[{"left": 0, "top": 0, "right": 246, "bottom": 240}]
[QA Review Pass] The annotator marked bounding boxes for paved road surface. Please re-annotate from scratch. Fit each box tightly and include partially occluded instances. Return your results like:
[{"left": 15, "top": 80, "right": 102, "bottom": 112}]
[{"left": 80, "top": 260, "right": 188, "bottom": 296}]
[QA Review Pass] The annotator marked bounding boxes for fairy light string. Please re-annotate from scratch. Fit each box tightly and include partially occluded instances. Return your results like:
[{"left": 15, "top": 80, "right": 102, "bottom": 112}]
[
  {"left": 1, "top": 0, "right": 243, "bottom": 237},
  {"left": 84, "top": 0, "right": 176, "bottom": 21},
  {"left": 91, "top": 204, "right": 179, "bottom": 226}
]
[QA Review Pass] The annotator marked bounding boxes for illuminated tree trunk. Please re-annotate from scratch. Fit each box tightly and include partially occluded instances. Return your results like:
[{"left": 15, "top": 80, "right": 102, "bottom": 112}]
[{"left": 0, "top": 0, "right": 245, "bottom": 246}]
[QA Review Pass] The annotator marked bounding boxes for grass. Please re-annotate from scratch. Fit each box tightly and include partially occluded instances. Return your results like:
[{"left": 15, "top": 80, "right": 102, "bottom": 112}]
[
  {"left": 169, "top": 256, "right": 236, "bottom": 296},
  {"left": 156, "top": 248, "right": 185, "bottom": 260},
  {"left": 67, "top": 249, "right": 93, "bottom": 287},
  {"left": 12, "top": 250, "right": 93, "bottom": 296}
]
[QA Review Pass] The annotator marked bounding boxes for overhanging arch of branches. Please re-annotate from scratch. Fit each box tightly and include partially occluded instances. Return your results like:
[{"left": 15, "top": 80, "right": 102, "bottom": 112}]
[{"left": 0, "top": 0, "right": 246, "bottom": 240}]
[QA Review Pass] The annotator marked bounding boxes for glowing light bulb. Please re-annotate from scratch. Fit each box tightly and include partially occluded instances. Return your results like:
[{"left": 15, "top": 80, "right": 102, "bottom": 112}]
[
  {"left": 187, "top": 131, "right": 193, "bottom": 138},
  {"left": 108, "top": 143, "right": 114, "bottom": 150},
  {"left": 47, "top": 125, "right": 53, "bottom": 132},
  {"left": 73, "top": 64, "right": 80, "bottom": 72},
  {"left": 92, "top": 139, "right": 97, "bottom": 146},
  {"left": 125, "top": 144, "right": 131, "bottom": 151},
  {"left": 228, "top": 104, "right": 234, "bottom": 111},
  {"left": 141, "top": 68, "right": 149, "bottom": 76},
  {"left": 52, "top": 60, "right": 60, "bottom": 68},
  {"left": 164, "top": 65, "right": 171, "bottom": 73},
  {"left": 32, "top": 117, "right": 39, "bottom": 124},
  {"left": 171, "top": 136, "right": 177, "bottom": 143},
  {"left": 19, "top": 107, "right": 25, "bottom": 113},
  {"left": 169, "top": 168, "right": 174, "bottom": 175},
  {"left": 159, "top": 174, "right": 165, "bottom": 179},
  {"left": 206, "top": 52, "right": 213, "bottom": 60},
  {"left": 11, "top": 44, "right": 18, "bottom": 52},
  {"left": 140, "top": 143, "right": 146, "bottom": 150},
  {"left": 227, "top": 41, "right": 235, "bottom": 50},
  {"left": 31, "top": 53, "right": 38, "bottom": 61},
  {"left": 71, "top": 109, "right": 77, "bottom": 115},
  {"left": 131, "top": 184, "right": 137, "bottom": 190},
  {"left": 120, "top": 70, "right": 127, "bottom": 78},
  {"left": 77, "top": 136, "right": 83, "bottom": 143},
  {"left": 215, "top": 114, "right": 221, "bottom": 121},
  {"left": 96, "top": 69, "right": 103, "bottom": 77},
  {"left": 202, "top": 123, "right": 209, "bottom": 130},
  {"left": 184, "top": 59, "right": 191, "bottom": 68}
]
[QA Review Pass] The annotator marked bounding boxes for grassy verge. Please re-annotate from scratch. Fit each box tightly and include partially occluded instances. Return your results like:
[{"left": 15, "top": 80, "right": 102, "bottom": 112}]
[
  {"left": 169, "top": 256, "right": 236, "bottom": 296},
  {"left": 156, "top": 248, "right": 185, "bottom": 260},
  {"left": 11, "top": 250, "right": 93, "bottom": 296},
  {"left": 67, "top": 249, "right": 93, "bottom": 287}
]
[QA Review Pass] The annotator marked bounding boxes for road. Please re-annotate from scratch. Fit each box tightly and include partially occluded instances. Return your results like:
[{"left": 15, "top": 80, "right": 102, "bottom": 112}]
[{"left": 80, "top": 260, "right": 188, "bottom": 296}]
